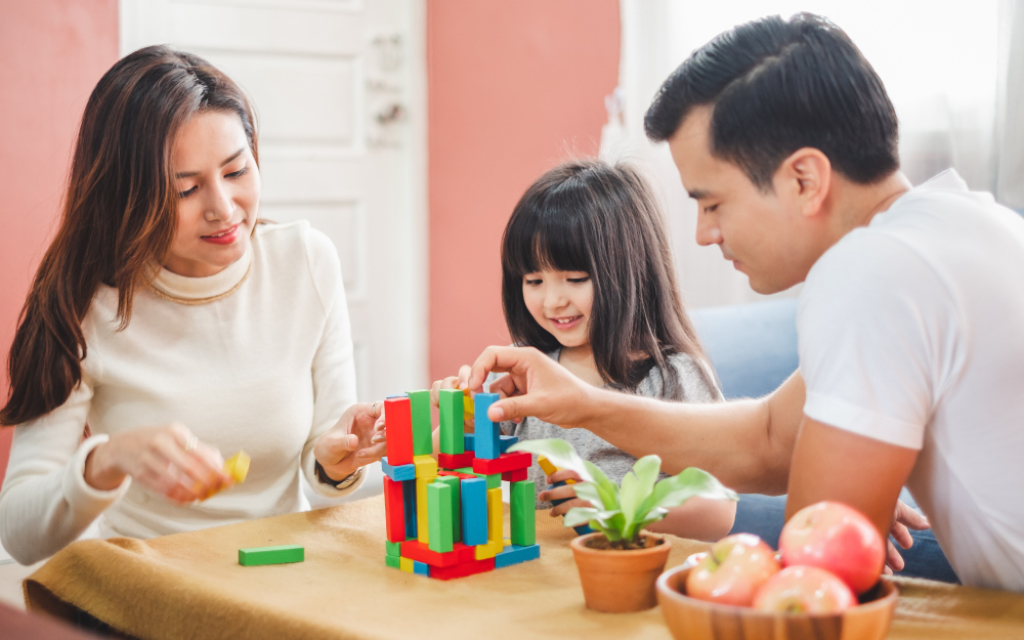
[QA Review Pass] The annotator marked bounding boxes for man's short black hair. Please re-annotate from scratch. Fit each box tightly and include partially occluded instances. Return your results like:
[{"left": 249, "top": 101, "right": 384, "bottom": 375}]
[{"left": 645, "top": 13, "right": 899, "bottom": 189}]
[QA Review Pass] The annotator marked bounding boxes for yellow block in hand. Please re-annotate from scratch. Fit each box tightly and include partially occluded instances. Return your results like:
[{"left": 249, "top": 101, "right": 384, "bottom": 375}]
[
  {"left": 538, "top": 455, "right": 574, "bottom": 485},
  {"left": 463, "top": 390, "right": 475, "bottom": 420},
  {"left": 223, "top": 451, "right": 251, "bottom": 483}
]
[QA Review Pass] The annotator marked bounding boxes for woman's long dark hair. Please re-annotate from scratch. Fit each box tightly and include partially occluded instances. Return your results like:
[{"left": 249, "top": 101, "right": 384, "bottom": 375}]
[
  {"left": 501, "top": 160, "right": 712, "bottom": 399},
  {"left": 0, "top": 46, "right": 258, "bottom": 426}
]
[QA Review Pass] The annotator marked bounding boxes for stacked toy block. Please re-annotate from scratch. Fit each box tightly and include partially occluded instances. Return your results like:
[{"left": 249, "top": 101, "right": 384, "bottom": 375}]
[{"left": 382, "top": 389, "right": 540, "bottom": 580}]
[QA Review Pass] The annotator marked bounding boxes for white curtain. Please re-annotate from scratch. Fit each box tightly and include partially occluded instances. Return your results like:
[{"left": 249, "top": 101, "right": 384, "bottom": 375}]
[{"left": 607, "top": 0, "right": 1022, "bottom": 309}]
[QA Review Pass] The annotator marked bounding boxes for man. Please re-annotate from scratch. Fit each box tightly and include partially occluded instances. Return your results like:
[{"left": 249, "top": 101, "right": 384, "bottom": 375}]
[{"left": 465, "top": 14, "right": 1024, "bottom": 592}]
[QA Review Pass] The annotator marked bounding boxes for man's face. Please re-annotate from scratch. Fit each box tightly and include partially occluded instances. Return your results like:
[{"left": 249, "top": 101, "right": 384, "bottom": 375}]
[{"left": 668, "top": 106, "right": 814, "bottom": 294}]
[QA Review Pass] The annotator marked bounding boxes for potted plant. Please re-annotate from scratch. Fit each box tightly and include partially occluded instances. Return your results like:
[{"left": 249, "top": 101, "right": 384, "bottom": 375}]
[{"left": 509, "top": 438, "right": 738, "bottom": 613}]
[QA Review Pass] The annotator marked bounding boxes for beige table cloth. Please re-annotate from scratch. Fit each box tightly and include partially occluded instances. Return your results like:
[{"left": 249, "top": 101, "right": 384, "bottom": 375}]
[{"left": 23, "top": 495, "right": 1024, "bottom": 640}]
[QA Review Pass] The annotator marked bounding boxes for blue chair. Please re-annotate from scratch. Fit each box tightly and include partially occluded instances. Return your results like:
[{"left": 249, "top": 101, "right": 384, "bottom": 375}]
[{"left": 690, "top": 299, "right": 958, "bottom": 583}]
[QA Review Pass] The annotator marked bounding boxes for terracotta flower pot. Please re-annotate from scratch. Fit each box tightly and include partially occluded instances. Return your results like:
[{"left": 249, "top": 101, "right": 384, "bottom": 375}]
[{"left": 569, "top": 532, "right": 672, "bottom": 613}]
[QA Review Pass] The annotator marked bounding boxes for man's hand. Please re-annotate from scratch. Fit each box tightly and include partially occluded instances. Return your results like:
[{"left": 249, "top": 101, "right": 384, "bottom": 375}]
[
  {"left": 314, "top": 401, "right": 387, "bottom": 482},
  {"left": 467, "top": 346, "right": 594, "bottom": 427},
  {"left": 884, "top": 499, "right": 931, "bottom": 573}
]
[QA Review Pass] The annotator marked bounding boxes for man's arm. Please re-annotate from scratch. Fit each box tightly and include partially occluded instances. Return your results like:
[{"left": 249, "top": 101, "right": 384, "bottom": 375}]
[
  {"left": 468, "top": 346, "right": 806, "bottom": 494},
  {"left": 786, "top": 417, "right": 918, "bottom": 539}
]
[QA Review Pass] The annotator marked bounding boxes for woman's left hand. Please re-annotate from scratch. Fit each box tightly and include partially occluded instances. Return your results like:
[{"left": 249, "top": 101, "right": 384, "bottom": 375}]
[{"left": 314, "top": 401, "right": 387, "bottom": 483}]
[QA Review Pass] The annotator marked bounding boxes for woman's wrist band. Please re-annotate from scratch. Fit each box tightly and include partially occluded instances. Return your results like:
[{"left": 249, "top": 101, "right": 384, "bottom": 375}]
[{"left": 314, "top": 461, "right": 361, "bottom": 489}]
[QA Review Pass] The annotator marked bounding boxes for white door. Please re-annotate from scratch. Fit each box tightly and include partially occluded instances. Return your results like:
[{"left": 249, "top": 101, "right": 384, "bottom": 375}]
[{"left": 120, "top": 0, "right": 428, "bottom": 407}]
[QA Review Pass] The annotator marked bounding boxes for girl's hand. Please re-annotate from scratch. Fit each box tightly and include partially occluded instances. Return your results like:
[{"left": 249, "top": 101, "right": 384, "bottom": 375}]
[
  {"left": 84, "top": 424, "right": 230, "bottom": 503},
  {"left": 432, "top": 369, "right": 477, "bottom": 430},
  {"left": 537, "top": 469, "right": 592, "bottom": 517},
  {"left": 315, "top": 401, "right": 386, "bottom": 482}
]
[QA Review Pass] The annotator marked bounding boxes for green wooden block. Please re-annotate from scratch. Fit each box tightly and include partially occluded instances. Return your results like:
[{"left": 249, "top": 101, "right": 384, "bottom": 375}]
[
  {"left": 438, "top": 389, "right": 465, "bottom": 455},
  {"left": 455, "top": 467, "right": 474, "bottom": 474},
  {"left": 408, "top": 390, "right": 433, "bottom": 456},
  {"left": 427, "top": 481, "right": 453, "bottom": 553},
  {"left": 385, "top": 554, "right": 401, "bottom": 569},
  {"left": 475, "top": 472, "right": 501, "bottom": 490},
  {"left": 238, "top": 544, "right": 304, "bottom": 566},
  {"left": 511, "top": 481, "right": 536, "bottom": 547},
  {"left": 435, "top": 475, "right": 462, "bottom": 544},
  {"left": 386, "top": 540, "right": 402, "bottom": 557}
]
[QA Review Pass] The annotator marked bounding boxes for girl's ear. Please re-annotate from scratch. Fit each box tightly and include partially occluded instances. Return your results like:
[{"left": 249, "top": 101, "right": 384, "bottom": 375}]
[{"left": 776, "top": 147, "right": 832, "bottom": 218}]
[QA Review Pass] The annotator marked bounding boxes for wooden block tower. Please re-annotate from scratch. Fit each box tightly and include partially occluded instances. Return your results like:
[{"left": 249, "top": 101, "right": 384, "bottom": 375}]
[{"left": 381, "top": 389, "right": 540, "bottom": 579}]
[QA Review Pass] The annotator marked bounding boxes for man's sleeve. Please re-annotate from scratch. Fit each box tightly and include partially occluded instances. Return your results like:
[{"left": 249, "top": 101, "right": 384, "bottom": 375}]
[{"left": 798, "top": 232, "right": 963, "bottom": 450}]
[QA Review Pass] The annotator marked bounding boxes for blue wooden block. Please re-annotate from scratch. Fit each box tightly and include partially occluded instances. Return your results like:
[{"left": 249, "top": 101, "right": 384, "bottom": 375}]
[
  {"left": 413, "top": 560, "right": 430, "bottom": 576},
  {"left": 402, "top": 478, "right": 418, "bottom": 540},
  {"left": 499, "top": 435, "right": 518, "bottom": 453},
  {"left": 550, "top": 481, "right": 593, "bottom": 535},
  {"left": 461, "top": 477, "right": 489, "bottom": 546},
  {"left": 381, "top": 456, "right": 416, "bottom": 482},
  {"left": 494, "top": 544, "right": 540, "bottom": 569},
  {"left": 474, "top": 393, "right": 501, "bottom": 460},
  {"left": 464, "top": 433, "right": 475, "bottom": 452}
]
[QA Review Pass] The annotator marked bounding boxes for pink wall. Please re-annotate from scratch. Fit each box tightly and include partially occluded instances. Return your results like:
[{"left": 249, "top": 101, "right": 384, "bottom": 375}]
[
  {"left": 427, "top": 0, "right": 621, "bottom": 382},
  {"left": 0, "top": 1, "right": 120, "bottom": 487}
]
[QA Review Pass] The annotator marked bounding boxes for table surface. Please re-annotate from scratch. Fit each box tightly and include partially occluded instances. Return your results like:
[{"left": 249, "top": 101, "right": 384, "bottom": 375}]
[{"left": 20, "top": 495, "right": 1024, "bottom": 640}]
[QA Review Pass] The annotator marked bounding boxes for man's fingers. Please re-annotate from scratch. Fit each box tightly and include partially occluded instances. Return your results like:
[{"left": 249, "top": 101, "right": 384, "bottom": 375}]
[
  {"left": 890, "top": 521, "right": 914, "bottom": 550},
  {"left": 895, "top": 500, "right": 930, "bottom": 530},
  {"left": 469, "top": 346, "right": 536, "bottom": 391},
  {"left": 457, "top": 365, "right": 472, "bottom": 389},
  {"left": 886, "top": 538, "right": 906, "bottom": 572}
]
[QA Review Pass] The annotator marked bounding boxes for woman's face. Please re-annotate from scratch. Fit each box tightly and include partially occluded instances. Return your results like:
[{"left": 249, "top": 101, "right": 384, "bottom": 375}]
[
  {"left": 166, "top": 110, "right": 260, "bottom": 277},
  {"left": 522, "top": 269, "right": 594, "bottom": 349}
]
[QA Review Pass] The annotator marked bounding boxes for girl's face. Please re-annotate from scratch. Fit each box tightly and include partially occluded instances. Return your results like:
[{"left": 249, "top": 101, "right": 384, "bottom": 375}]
[
  {"left": 522, "top": 269, "right": 594, "bottom": 349},
  {"left": 166, "top": 110, "right": 260, "bottom": 278}
]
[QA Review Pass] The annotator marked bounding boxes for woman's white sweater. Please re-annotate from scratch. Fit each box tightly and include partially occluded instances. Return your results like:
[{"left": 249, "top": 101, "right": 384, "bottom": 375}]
[{"left": 0, "top": 221, "right": 361, "bottom": 564}]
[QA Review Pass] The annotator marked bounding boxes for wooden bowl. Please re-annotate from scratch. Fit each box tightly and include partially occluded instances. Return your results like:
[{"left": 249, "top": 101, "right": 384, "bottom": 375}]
[{"left": 656, "top": 565, "right": 898, "bottom": 640}]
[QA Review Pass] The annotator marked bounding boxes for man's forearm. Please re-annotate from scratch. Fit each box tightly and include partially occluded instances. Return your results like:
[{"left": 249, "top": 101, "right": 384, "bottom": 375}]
[{"left": 577, "top": 372, "right": 806, "bottom": 494}]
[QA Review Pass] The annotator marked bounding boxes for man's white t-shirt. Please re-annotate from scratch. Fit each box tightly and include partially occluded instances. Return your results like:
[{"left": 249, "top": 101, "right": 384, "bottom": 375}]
[{"left": 798, "top": 170, "right": 1024, "bottom": 592}]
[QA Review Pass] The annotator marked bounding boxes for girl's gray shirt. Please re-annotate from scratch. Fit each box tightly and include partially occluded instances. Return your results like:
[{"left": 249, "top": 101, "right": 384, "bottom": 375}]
[{"left": 487, "top": 349, "right": 723, "bottom": 508}]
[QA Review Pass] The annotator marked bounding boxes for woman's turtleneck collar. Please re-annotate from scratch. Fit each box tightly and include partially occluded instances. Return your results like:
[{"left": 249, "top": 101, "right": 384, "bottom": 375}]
[{"left": 150, "top": 245, "right": 253, "bottom": 304}]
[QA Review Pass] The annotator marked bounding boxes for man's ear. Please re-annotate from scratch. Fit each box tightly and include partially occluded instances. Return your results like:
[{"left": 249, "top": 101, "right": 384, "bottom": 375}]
[{"left": 776, "top": 148, "right": 831, "bottom": 218}]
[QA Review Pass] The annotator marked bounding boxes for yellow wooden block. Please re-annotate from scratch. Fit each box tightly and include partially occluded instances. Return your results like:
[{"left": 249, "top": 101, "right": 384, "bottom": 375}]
[
  {"left": 413, "top": 455, "right": 438, "bottom": 480},
  {"left": 416, "top": 476, "right": 430, "bottom": 544},
  {"left": 537, "top": 455, "right": 574, "bottom": 484},
  {"left": 475, "top": 538, "right": 504, "bottom": 560},
  {"left": 487, "top": 487, "right": 502, "bottom": 542},
  {"left": 224, "top": 451, "right": 250, "bottom": 484},
  {"left": 463, "top": 391, "right": 475, "bottom": 419},
  {"left": 400, "top": 557, "right": 414, "bottom": 573}
]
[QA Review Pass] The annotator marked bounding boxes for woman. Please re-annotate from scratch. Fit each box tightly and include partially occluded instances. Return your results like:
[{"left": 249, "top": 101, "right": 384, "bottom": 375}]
[{"left": 0, "top": 46, "right": 383, "bottom": 565}]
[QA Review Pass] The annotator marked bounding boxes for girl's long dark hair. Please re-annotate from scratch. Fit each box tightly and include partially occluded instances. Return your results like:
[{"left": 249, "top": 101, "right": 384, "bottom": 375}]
[
  {"left": 501, "top": 160, "right": 712, "bottom": 399},
  {"left": 1, "top": 46, "right": 258, "bottom": 426}
]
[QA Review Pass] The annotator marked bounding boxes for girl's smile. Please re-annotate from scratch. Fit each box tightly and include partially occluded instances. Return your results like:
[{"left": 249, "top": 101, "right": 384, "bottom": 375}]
[{"left": 522, "top": 269, "right": 593, "bottom": 349}]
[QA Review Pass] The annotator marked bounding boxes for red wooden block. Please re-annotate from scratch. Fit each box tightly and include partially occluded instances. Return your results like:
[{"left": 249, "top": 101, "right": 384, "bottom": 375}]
[
  {"left": 430, "top": 557, "right": 496, "bottom": 581},
  {"left": 437, "top": 451, "right": 475, "bottom": 470},
  {"left": 400, "top": 540, "right": 477, "bottom": 568},
  {"left": 385, "top": 396, "right": 414, "bottom": 466},
  {"left": 383, "top": 477, "right": 406, "bottom": 543},
  {"left": 501, "top": 468, "right": 528, "bottom": 482},
  {"left": 472, "top": 451, "right": 532, "bottom": 475},
  {"left": 438, "top": 470, "right": 476, "bottom": 480}
]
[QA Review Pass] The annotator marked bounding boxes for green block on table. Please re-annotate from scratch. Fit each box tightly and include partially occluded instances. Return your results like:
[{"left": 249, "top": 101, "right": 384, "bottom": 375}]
[
  {"left": 455, "top": 467, "right": 474, "bottom": 474},
  {"left": 238, "top": 544, "right": 304, "bottom": 566},
  {"left": 408, "top": 390, "right": 433, "bottom": 456},
  {"left": 386, "top": 540, "right": 402, "bottom": 557},
  {"left": 438, "top": 389, "right": 465, "bottom": 455},
  {"left": 385, "top": 554, "right": 401, "bottom": 569},
  {"left": 435, "top": 475, "right": 462, "bottom": 543},
  {"left": 510, "top": 481, "right": 536, "bottom": 547},
  {"left": 475, "top": 472, "right": 501, "bottom": 490},
  {"left": 427, "top": 481, "right": 453, "bottom": 553}
]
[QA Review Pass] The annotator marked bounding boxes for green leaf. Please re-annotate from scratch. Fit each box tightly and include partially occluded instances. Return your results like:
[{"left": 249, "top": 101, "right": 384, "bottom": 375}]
[
  {"left": 643, "top": 467, "right": 738, "bottom": 516},
  {"left": 619, "top": 471, "right": 641, "bottom": 531},
  {"left": 507, "top": 438, "right": 592, "bottom": 482},
  {"left": 572, "top": 482, "right": 606, "bottom": 509},
  {"left": 632, "top": 455, "right": 661, "bottom": 505},
  {"left": 563, "top": 507, "right": 599, "bottom": 528},
  {"left": 583, "top": 461, "right": 619, "bottom": 509}
]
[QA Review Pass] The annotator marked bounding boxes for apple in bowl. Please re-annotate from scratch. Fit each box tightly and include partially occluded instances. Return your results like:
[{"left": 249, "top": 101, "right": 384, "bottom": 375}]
[
  {"left": 779, "top": 501, "right": 885, "bottom": 594},
  {"left": 753, "top": 565, "right": 857, "bottom": 614},
  {"left": 685, "top": 533, "right": 781, "bottom": 607}
]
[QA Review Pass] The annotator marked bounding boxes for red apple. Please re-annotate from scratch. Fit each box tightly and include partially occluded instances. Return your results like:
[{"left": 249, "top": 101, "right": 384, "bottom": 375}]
[
  {"left": 779, "top": 501, "right": 885, "bottom": 594},
  {"left": 686, "top": 533, "right": 781, "bottom": 607},
  {"left": 753, "top": 566, "right": 857, "bottom": 614},
  {"left": 681, "top": 552, "right": 708, "bottom": 570}
]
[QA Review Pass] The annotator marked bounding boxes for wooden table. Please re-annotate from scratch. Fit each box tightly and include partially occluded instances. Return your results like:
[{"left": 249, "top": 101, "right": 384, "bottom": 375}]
[{"left": 20, "top": 495, "right": 1024, "bottom": 640}]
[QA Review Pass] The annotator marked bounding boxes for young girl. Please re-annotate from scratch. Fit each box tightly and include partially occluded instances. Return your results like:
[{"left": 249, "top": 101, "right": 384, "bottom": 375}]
[{"left": 437, "top": 159, "right": 736, "bottom": 541}]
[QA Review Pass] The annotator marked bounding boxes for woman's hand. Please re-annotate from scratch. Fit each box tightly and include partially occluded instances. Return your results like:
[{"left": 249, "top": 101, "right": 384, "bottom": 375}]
[
  {"left": 315, "top": 401, "right": 387, "bottom": 483},
  {"left": 537, "top": 469, "right": 592, "bottom": 517},
  {"left": 84, "top": 424, "right": 230, "bottom": 503}
]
